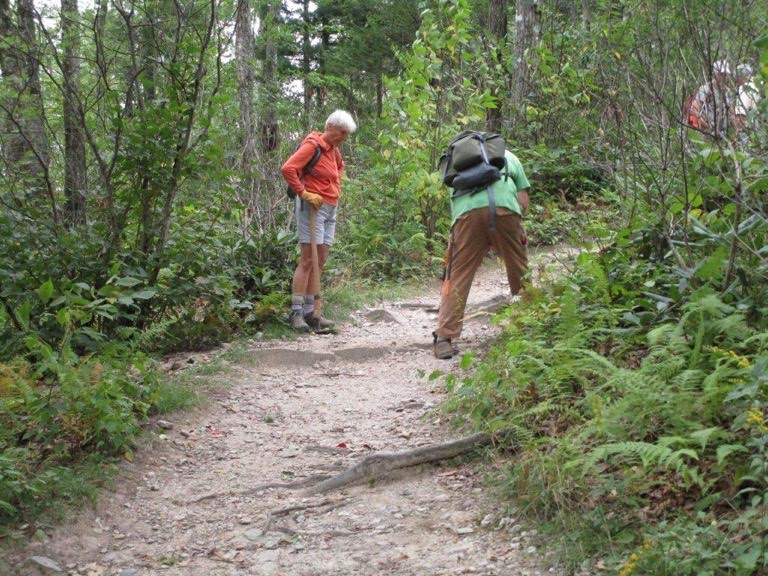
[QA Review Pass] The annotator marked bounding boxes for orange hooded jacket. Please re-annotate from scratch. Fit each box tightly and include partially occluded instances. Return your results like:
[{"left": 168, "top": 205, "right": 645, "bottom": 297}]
[{"left": 281, "top": 131, "right": 345, "bottom": 206}]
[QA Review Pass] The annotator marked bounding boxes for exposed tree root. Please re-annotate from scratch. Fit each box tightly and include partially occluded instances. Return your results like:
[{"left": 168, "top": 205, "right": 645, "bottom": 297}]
[
  {"left": 302, "top": 432, "right": 492, "bottom": 495},
  {"left": 184, "top": 473, "right": 333, "bottom": 504},
  {"left": 263, "top": 498, "right": 351, "bottom": 534}
]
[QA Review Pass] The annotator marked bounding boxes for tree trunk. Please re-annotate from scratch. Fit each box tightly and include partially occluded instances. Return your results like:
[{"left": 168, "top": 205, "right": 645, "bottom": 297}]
[
  {"left": 94, "top": 0, "right": 108, "bottom": 108},
  {"left": 62, "top": 0, "right": 87, "bottom": 226},
  {"left": 255, "top": 0, "right": 283, "bottom": 232},
  {"left": 139, "top": 4, "right": 157, "bottom": 253},
  {"left": 318, "top": 15, "right": 329, "bottom": 110},
  {"left": 486, "top": 0, "right": 507, "bottom": 133},
  {"left": 376, "top": 73, "right": 383, "bottom": 118},
  {"left": 582, "top": 0, "right": 591, "bottom": 32},
  {"left": 512, "top": 0, "right": 541, "bottom": 121},
  {"left": 0, "top": 0, "right": 51, "bottom": 199},
  {"left": 258, "top": 0, "right": 280, "bottom": 152},
  {"left": 236, "top": 0, "right": 258, "bottom": 237},
  {"left": 302, "top": 0, "right": 312, "bottom": 125},
  {"left": 17, "top": 0, "right": 50, "bottom": 189}
]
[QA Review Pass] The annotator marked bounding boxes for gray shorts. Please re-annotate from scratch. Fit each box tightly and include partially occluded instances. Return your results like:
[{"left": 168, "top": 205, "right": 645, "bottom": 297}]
[{"left": 295, "top": 198, "right": 337, "bottom": 245}]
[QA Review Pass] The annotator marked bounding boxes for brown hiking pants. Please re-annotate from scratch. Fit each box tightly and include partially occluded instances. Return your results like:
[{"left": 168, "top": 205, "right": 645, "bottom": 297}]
[{"left": 435, "top": 207, "right": 527, "bottom": 339}]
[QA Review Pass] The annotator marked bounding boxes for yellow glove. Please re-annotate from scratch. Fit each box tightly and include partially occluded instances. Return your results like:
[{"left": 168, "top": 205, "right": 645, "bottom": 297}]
[{"left": 301, "top": 190, "right": 324, "bottom": 209}]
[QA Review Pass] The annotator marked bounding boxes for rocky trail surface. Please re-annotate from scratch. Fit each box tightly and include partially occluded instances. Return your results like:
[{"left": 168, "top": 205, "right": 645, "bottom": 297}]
[{"left": 6, "top": 250, "right": 572, "bottom": 576}]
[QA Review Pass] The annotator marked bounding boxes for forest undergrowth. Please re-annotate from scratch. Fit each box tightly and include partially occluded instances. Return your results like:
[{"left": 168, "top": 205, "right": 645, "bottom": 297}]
[{"left": 1, "top": 1, "right": 767, "bottom": 574}]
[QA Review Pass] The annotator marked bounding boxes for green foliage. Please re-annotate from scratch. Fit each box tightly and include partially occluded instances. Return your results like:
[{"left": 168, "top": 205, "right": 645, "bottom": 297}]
[
  {"left": 378, "top": 0, "right": 493, "bottom": 243},
  {"left": 446, "top": 244, "right": 768, "bottom": 572},
  {"left": 334, "top": 159, "right": 437, "bottom": 280},
  {"left": 0, "top": 346, "right": 165, "bottom": 526}
]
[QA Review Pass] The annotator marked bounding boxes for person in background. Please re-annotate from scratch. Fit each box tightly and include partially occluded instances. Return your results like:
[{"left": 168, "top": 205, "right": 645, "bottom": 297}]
[
  {"left": 281, "top": 110, "right": 357, "bottom": 332},
  {"left": 733, "top": 63, "right": 760, "bottom": 134},
  {"left": 432, "top": 148, "right": 530, "bottom": 359},
  {"left": 685, "top": 60, "right": 733, "bottom": 138}
]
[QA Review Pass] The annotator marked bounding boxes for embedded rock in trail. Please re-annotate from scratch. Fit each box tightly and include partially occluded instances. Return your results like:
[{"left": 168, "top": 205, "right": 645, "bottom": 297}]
[{"left": 6, "top": 253, "right": 573, "bottom": 576}]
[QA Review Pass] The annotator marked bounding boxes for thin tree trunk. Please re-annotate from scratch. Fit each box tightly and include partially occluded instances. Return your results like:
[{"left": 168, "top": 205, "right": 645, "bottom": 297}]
[
  {"left": 62, "top": 0, "right": 87, "bottom": 226},
  {"left": 376, "top": 73, "right": 383, "bottom": 118},
  {"left": 302, "top": 0, "right": 311, "bottom": 125},
  {"left": 17, "top": 0, "right": 50, "bottom": 186},
  {"left": 94, "top": 0, "right": 108, "bottom": 109},
  {"left": 258, "top": 0, "right": 280, "bottom": 152},
  {"left": 486, "top": 0, "right": 507, "bottom": 133},
  {"left": 0, "top": 0, "right": 21, "bottom": 170},
  {"left": 318, "top": 14, "right": 329, "bottom": 110},
  {"left": 1, "top": 0, "right": 52, "bottom": 201},
  {"left": 582, "top": 0, "right": 591, "bottom": 32},
  {"left": 236, "top": 0, "right": 258, "bottom": 237},
  {"left": 512, "top": 0, "right": 541, "bottom": 121},
  {"left": 256, "top": 0, "right": 282, "bottom": 231},
  {"left": 138, "top": 4, "right": 157, "bottom": 253}
]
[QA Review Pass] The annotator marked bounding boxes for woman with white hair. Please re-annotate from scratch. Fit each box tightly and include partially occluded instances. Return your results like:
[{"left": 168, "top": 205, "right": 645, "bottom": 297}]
[
  {"left": 281, "top": 110, "right": 357, "bottom": 332},
  {"left": 685, "top": 60, "right": 733, "bottom": 137}
]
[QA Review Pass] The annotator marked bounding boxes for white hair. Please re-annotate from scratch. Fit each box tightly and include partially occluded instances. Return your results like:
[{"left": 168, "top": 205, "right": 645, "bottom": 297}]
[
  {"left": 713, "top": 60, "right": 731, "bottom": 74},
  {"left": 737, "top": 63, "right": 753, "bottom": 78},
  {"left": 325, "top": 110, "right": 357, "bottom": 134}
]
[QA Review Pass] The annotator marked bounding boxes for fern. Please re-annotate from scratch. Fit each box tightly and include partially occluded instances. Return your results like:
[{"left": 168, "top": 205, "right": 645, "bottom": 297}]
[
  {"left": 671, "top": 369, "right": 706, "bottom": 391},
  {"left": 555, "top": 288, "right": 583, "bottom": 343},
  {"left": 135, "top": 316, "right": 176, "bottom": 350},
  {"left": 582, "top": 441, "right": 702, "bottom": 487}
]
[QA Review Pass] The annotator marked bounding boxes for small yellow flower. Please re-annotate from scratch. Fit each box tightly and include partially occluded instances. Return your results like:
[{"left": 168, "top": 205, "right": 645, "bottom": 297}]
[
  {"left": 618, "top": 543, "right": 650, "bottom": 576},
  {"left": 746, "top": 408, "right": 768, "bottom": 432}
]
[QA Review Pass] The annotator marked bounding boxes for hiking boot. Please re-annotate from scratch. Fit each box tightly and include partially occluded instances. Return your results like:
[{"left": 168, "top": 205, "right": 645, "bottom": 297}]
[
  {"left": 305, "top": 314, "right": 335, "bottom": 332},
  {"left": 433, "top": 333, "right": 454, "bottom": 360},
  {"left": 289, "top": 311, "right": 310, "bottom": 332}
]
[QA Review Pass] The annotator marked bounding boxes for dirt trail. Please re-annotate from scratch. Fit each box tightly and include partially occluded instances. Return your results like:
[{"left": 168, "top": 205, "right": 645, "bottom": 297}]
[{"left": 7, "top": 250, "right": 571, "bottom": 576}]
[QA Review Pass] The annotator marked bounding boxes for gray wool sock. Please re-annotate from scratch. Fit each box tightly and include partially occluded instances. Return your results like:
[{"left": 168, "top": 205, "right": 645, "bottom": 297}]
[{"left": 303, "top": 294, "right": 315, "bottom": 315}]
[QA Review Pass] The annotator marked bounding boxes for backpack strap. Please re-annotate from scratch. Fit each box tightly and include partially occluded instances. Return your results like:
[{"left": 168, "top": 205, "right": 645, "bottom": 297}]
[
  {"left": 299, "top": 144, "right": 323, "bottom": 211},
  {"left": 305, "top": 144, "right": 323, "bottom": 176},
  {"left": 487, "top": 182, "right": 497, "bottom": 232}
]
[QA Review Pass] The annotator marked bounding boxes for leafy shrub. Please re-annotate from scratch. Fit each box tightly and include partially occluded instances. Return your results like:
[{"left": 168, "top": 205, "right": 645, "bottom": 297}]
[
  {"left": 445, "top": 248, "right": 768, "bottom": 573},
  {"left": 334, "top": 162, "right": 438, "bottom": 281},
  {"left": 0, "top": 343, "right": 161, "bottom": 526}
]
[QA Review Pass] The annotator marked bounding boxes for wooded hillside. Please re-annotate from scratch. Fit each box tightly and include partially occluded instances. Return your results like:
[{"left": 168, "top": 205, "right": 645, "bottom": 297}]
[{"left": 1, "top": 1, "right": 766, "bottom": 573}]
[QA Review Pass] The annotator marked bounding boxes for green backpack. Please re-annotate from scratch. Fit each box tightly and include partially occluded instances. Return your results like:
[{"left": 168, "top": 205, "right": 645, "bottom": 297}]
[{"left": 438, "top": 131, "right": 506, "bottom": 194}]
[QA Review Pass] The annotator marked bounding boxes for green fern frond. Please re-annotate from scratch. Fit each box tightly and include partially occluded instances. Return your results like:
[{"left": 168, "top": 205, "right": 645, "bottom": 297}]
[
  {"left": 710, "top": 313, "right": 750, "bottom": 341},
  {"left": 672, "top": 369, "right": 706, "bottom": 391},
  {"left": 688, "top": 427, "right": 724, "bottom": 451},
  {"left": 555, "top": 289, "right": 584, "bottom": 343},
  {"left": 681, "top": 294, "right": 734, "bottom": 320},
  {"left": 583, "top": 441, "right": 700, "bottom": 482},
  {"left": 646, "top": 323, "right": 675, "bottom": 346}
]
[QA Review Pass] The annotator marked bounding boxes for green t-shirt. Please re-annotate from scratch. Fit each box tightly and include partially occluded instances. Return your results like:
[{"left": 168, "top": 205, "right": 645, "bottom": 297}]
[{"left": 450, "top": 150, "right": 530, "bottom": 226}]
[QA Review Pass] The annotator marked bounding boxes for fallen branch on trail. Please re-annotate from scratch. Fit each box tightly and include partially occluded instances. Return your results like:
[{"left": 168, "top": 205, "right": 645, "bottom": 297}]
[{"left": 303, "top": 432, "right": 492, "bottom": 495}]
